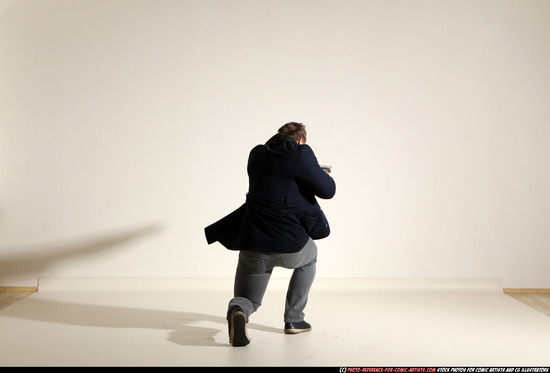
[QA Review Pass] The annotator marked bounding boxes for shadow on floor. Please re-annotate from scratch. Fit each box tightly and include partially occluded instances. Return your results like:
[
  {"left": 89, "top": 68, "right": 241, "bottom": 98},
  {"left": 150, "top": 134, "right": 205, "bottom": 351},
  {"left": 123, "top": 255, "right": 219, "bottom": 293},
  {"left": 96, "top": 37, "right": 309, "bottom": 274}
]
[{"left": 0, "top": 297, "right": 281, "bottom": 347}]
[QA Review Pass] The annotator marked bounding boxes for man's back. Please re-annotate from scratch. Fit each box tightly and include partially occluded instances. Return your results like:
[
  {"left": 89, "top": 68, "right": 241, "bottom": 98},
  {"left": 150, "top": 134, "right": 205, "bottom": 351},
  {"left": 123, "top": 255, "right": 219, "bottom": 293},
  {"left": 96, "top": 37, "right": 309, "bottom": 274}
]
[{"left": 242, "top": 133, "right": 335, "bottom": 253}]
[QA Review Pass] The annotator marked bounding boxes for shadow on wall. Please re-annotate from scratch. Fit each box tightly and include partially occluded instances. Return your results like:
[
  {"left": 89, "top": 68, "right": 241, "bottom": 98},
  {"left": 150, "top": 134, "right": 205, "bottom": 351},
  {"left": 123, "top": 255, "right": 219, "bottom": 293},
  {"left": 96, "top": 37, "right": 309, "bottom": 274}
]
[{"left": 0, "top": 224, "right": 163, "bottom": 283}]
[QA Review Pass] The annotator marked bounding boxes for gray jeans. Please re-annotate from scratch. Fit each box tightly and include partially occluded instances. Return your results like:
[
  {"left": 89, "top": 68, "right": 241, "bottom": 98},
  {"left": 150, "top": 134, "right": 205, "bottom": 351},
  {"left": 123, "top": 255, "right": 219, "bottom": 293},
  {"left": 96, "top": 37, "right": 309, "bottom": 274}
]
[{"left": 228, "top": 238, "right": 318, "bottom": 323}]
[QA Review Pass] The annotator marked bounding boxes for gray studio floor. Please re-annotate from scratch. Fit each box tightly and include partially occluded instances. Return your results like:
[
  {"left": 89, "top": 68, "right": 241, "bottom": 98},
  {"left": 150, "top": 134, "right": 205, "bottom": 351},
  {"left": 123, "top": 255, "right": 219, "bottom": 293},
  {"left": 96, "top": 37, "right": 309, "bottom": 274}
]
[{"left": 1, "top": 277, "right": 550, "bottom": 367}]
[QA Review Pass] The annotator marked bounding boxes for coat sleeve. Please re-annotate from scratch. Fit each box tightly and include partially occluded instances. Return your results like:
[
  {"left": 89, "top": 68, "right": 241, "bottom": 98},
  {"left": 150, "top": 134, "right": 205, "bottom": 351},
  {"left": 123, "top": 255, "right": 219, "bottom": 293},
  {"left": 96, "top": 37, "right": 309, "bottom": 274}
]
[{"left": 295, "top": 145, "right": 336, "bottom": 200}]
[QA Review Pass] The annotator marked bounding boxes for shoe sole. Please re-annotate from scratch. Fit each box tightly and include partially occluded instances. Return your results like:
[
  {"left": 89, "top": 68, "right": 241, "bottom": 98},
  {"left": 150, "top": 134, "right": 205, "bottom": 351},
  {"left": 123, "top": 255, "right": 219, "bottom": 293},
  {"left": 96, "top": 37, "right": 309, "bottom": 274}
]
[
  {"left": 229, "top": 311, "right": 250, "bottom": 346},
  {"left": 284, "top": 327, "right": 312, "bottom": 334}
]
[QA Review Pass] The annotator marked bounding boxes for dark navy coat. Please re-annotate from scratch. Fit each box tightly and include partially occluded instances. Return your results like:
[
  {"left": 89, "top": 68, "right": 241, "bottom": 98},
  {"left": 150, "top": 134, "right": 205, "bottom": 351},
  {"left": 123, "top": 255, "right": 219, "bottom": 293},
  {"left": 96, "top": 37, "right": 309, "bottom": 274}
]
[{"left": 204, "top": 134, "right": 336, "bottom": 253}]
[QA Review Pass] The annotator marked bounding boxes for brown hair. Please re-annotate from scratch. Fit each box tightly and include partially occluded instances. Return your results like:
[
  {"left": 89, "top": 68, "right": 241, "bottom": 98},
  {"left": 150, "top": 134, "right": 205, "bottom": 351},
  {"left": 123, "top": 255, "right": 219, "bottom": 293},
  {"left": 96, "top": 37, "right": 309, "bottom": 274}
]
[{"left": 278, "top": 122, "right": 307, "bottom": 143}]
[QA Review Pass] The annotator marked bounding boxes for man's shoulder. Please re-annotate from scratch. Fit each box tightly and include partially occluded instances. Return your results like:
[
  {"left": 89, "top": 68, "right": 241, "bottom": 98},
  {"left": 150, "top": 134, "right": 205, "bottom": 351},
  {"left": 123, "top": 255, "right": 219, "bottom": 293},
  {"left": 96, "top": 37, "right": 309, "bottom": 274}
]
[
  {"left": 250, "top": 144, "right": 265, "bottom": 153},
  {"left": 296, "top": 144, "right": 314, "bottom": 153},
  {"left": 296, "top": 144, "right": 316, "bottom": 159}
]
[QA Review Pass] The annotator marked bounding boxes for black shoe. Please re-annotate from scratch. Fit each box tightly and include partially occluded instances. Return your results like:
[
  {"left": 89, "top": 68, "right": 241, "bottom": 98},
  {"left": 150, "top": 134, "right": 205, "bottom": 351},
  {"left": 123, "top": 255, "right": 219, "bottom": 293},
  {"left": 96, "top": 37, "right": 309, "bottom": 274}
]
[
  {"left": 284, "top": 320, "right": 312, "bottom": 334},
  {"left": 227, "top": 306, "right": 250, "bottom": 347}
]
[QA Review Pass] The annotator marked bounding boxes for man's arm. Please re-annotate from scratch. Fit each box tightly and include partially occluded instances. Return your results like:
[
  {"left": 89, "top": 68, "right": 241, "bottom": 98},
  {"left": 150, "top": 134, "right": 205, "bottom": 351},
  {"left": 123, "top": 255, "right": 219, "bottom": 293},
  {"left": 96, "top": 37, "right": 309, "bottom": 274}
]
[{"left": 295, "top": 145, "right": 336, "bottom": 199}]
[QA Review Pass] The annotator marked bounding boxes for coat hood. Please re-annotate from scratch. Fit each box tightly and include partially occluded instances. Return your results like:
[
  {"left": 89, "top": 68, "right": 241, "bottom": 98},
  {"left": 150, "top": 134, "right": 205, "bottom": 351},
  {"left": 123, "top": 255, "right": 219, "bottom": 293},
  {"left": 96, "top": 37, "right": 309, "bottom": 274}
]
[{"left": 265, "top": 133, "right": 298, "bottom": 154}]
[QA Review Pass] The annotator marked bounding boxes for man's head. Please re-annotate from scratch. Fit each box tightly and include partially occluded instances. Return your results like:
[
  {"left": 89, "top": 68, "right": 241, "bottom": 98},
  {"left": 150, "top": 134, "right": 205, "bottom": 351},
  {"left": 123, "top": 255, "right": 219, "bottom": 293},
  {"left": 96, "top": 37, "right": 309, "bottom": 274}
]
[{"left": 278, "top": 122, "right": 307, "bottom": 144}]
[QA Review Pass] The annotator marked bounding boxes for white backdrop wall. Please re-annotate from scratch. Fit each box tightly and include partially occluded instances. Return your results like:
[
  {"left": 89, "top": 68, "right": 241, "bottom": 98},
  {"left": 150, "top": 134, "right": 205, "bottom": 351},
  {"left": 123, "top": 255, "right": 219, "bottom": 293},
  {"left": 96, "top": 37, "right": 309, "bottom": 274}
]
[{"left": 1, "top": 0, "right": 549, "bottom": 287}]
